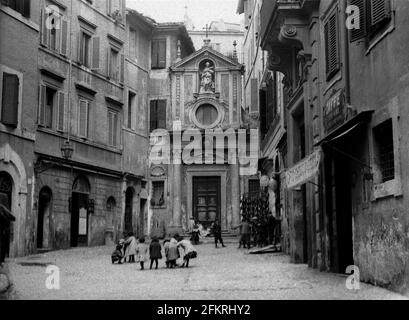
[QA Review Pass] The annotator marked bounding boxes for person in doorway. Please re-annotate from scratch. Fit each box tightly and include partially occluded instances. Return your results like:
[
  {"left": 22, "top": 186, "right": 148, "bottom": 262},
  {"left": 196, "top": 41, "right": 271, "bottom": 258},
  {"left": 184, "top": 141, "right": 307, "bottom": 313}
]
[
  {"left": 136, "top": 237, "right": 148, "bottom": 270},
  {"left": 233, "top": 219, "right": 252, "bottom": 249},
  {"left": 176, "top": 235, "right": 197, "bottom": 268},
  {"left": 211, "top": 220, "right": 226, "bottom": 248},
  {"left": 149, "top": 237, "right": 162, "bottom": 270},
  {"left": 267, "top": 213, "right": 277, "bottom": 245},
  {"left": 124, "top": 232, "right": 137, "bottom": 263}
]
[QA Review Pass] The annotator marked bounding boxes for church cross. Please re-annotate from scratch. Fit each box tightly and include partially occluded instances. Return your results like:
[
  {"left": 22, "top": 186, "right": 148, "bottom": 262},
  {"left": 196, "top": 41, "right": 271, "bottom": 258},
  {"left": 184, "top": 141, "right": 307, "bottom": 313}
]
[{"left": 203, "top": 24, "right": 211, "bottom": 38}]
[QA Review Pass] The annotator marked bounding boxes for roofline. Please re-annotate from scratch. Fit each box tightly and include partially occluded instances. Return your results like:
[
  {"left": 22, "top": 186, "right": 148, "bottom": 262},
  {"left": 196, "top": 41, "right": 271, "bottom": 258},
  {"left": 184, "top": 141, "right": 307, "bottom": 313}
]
[
  {"left": 126, "top": 8, "right": 156, "bottom": 28},
  {"left": 155, "top": 23, "right": 195, "bottom": 53}
]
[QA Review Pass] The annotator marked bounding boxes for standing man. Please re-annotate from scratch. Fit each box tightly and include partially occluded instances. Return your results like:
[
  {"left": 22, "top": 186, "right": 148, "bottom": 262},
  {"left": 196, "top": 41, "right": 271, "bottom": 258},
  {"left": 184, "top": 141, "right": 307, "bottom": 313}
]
[
  {"left": 233, "top": 219, "right": 251, "bottom": 249},
  {"left": 211, "top": 220, "right": 226, "bottom": 248}
]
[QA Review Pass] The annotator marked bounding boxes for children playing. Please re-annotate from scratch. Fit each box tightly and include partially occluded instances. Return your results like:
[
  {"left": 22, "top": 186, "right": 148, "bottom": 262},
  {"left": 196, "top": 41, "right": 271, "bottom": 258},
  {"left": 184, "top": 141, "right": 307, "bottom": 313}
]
[
  {"left": 176, "top": 235, "right": 197, "bottom": 268},
  {"left": 111, "top": 240, "right": 124, "bottom": 264}
]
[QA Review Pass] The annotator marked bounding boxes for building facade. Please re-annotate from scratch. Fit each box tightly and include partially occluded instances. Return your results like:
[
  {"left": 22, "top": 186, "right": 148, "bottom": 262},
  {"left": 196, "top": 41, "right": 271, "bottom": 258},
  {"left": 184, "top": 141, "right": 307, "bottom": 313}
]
[
  {"left": 237, "top": 0, "right": 289, "bottom": 254},
  {"left": 149, "top": 39, "right": 249, "bottom": 237},
  {"left": 253, "top": 0, "right": 409, "bottom": 293},
  {"left": 0, "top": 0, "right": 39, "bottom": 258}
]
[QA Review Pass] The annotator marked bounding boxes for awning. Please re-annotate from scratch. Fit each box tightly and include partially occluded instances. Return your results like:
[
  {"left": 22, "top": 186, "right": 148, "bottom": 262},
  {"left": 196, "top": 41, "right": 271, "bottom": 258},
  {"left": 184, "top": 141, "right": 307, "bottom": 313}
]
[
  {"left": 0, "top": 204, "right": 15, "bottom": 222},
  {"left": 315, "top": 110, "right": 373, "bottom": 146},
  {"left": 285, "top": 149, "right": 322, "bottom": 190}
]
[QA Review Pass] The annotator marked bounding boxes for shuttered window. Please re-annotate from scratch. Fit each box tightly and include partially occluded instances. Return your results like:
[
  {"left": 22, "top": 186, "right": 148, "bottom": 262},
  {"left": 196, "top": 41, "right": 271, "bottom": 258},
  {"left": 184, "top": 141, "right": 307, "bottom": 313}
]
[
  {"left": 349, "top": 0, "right": 392, "bottom": 42},
  {"left": 3, "top": 0, "right": 30, "bottom": 18},
  {"left": 324, "top": 10, "right": 340, "bottom": 81},
  {"left": 38, "top": 84, "right": 65, "bottom": 131},
  {"left": 250, "top": 78, "right": 258, "bottom": 113},
  {"left": 151, "top": 39, "right": 166, "bottom": 69},
  {"left": 349, "top": 0, "right": 368, "bottom": 42},
  {"left": 150, "top": 99, "right": 166, "bottom": 132},
  {"left": 1, "top": 73, "right": 19, "bottom": 127},
  {"left": 78, "top": 99, "right": 89, "bottom": 138},
  {"left": 40, "top": 8, "right": 68, "bottom": 56}
]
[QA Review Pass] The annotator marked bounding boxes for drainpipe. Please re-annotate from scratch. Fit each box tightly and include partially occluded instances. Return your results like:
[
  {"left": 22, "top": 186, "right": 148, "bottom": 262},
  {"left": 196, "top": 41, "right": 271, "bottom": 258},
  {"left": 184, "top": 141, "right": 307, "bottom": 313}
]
[{"left": 341, "top": 1, "right": 351, "bottom": 105}]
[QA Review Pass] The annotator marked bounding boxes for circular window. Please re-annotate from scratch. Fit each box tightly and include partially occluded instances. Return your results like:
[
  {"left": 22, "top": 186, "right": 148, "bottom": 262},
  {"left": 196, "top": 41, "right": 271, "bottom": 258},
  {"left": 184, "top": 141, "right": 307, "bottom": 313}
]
[{"left": 195, "top": 104, "right": 218, "bottom": 126}]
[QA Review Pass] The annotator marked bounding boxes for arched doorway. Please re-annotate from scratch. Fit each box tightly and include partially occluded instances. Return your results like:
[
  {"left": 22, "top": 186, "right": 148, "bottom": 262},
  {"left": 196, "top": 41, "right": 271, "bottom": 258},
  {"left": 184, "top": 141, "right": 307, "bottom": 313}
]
[
  {"left": 37, "top": 187, "right": 52, "bottom": 249},
  {"left": 71, "top": 175, "right": 91, "bottom": 247},
  {"left": 0, "top": 172, "right": 13, "bottom": 262},
  {"left": 124, "top": 188, "right": 134, "bottom": 234}
]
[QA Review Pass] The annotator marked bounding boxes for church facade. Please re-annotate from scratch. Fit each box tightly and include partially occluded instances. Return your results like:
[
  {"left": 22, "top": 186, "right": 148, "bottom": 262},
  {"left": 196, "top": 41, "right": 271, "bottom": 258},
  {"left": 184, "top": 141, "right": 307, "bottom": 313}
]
[{"left": 149, "top": 40, "right": 256, "bottom": 237}]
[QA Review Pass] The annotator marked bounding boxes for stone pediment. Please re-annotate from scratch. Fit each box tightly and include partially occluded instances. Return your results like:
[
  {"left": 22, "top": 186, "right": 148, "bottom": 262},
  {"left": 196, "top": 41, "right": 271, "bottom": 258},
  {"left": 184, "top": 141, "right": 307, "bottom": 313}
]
[{"left": 170, "top": 46, "right": 244, "bottom": 72}]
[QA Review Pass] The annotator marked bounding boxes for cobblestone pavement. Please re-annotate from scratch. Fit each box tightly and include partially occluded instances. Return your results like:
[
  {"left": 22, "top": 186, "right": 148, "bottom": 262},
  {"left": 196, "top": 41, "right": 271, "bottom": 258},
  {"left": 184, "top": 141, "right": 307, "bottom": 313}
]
[{"left": 6, "top": 243, "right": 408, "bottom": 300}]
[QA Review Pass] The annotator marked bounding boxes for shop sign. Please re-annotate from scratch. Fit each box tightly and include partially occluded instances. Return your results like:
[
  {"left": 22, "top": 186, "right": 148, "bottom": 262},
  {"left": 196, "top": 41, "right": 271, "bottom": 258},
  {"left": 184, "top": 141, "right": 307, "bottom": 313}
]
[
  {"left": 285, "top": 149, "right": 321, "bottom": 189},
  {"left": 324, "top": 89, "right": 345, "bottom": 133}
]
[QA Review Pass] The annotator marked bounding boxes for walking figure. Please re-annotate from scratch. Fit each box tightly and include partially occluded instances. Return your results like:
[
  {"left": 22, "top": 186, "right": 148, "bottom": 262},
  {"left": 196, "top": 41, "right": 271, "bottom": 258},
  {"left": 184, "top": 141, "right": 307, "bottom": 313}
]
[
  {"left": 149, "top": 237, "right": 162, "bottom": 269},
  {"left": 211, "top": 220, "right": 226, "bottom": 248}
]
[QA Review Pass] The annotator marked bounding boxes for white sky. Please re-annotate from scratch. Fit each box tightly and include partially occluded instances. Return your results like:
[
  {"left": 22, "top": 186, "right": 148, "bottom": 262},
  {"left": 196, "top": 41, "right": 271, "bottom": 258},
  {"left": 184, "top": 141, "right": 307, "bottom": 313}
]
[{"left": 126, "top": 0, "right": 242, "bottom": 29}]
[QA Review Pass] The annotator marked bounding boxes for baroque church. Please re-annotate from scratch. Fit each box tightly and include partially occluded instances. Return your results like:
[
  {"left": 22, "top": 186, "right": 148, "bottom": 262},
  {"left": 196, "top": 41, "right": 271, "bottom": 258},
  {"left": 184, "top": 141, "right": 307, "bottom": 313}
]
[{"left": 149, "top": 39, "right": 258, "bottom": 237}]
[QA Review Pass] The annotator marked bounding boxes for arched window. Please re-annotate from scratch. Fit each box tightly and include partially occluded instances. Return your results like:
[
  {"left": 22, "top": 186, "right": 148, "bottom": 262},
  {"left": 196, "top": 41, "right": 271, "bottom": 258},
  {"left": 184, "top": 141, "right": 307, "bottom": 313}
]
[
  {"left": 106, "top": 196, "right": 116, "bottom": 211},
  {"left": 72, "top": 175, "right": 91, "bottom": 194}
]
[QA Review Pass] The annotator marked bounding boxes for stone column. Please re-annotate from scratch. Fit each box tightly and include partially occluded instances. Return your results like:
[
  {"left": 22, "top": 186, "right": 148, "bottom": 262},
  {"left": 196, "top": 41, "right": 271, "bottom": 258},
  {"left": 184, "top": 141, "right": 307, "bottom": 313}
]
[
  {"left": 231, "top": 150, "right": 240, "bottom": 231},
  {"left": 169, "top": 124, "right": 183, "bottom": 236},
  {"left": 170, "top": 163, "right": 182, "bottom": 235}
]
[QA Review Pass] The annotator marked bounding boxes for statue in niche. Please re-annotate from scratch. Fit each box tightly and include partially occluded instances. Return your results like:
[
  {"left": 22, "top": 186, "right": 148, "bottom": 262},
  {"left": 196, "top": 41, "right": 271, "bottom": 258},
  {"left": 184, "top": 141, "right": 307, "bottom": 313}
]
[{"left": 199, "top": 61, "right": 215, "bottom": 93}]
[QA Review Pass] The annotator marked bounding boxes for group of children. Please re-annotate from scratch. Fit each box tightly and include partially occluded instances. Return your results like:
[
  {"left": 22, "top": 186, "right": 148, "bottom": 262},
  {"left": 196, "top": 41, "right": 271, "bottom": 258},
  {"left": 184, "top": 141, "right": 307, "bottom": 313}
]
[{"left": 111, "top": 232, "right": 197, "bottom": 269}]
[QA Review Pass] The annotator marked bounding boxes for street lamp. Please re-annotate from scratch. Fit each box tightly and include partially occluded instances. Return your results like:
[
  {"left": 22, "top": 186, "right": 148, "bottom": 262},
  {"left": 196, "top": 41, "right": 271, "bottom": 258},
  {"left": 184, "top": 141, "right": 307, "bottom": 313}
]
[{"left": 61, "top": 139, "right": 74, "bottom": 160}]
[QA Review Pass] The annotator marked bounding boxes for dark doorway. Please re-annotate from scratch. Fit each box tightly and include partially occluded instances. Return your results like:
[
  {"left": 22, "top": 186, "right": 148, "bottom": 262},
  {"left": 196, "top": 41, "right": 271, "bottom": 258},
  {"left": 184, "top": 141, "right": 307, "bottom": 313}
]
[
  {"left": 37, "top": 187, "right": 52, "bottom": 249},
  {"left": 139, "top": 198, "right": 147, "bottom": 238},
  {"left": 125, "top": 188, "right": 134, "bottom": 234},
  {"left": 193, "top": 176, "right": 221, "bottom": 229},
  {"left": 71, "top": 176, "right": 90, "bottom": 247},
  {"left": 324, "top": 138, "right": 355, "bottom": 273},
  {"left": 0, "top": 172, "right": 13, "bottom": 262}
]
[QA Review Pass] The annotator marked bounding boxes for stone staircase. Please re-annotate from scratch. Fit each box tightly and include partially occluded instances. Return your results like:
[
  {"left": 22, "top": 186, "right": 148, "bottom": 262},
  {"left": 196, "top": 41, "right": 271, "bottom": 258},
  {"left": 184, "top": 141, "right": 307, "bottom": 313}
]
[{"left": 182, "top": 231, "right": 239, "bottom": 244}]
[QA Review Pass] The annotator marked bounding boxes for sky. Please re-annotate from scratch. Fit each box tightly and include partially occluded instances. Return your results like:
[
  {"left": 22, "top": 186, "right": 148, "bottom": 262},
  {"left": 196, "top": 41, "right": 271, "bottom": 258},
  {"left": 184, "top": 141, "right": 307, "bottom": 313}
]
[{"left": 126, "top": 0, "right": 243, "bottom": 29}]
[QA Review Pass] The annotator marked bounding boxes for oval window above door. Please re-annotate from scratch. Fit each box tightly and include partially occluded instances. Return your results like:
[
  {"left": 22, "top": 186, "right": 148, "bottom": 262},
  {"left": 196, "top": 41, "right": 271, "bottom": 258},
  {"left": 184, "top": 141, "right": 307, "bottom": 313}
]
[{"left": 195, "top": 104, "right": 219, "bottom": 127}]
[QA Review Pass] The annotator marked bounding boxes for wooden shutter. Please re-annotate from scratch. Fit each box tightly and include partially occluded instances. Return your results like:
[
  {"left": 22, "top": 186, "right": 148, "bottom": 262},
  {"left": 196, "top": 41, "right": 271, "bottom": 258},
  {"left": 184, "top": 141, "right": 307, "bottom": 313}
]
[
  {"left": 151, "top": 40, "right": 159, "bottom": 68},
  {"left": 250, "top": 78, "right": 258, "bottom": 113},
  {"left": 157, "top": 100, "right": 166, "bottom": 129},
  {"left": 370, "top": 0, "right": 391, "bottom": 27},
  {"left": 113, "top": 112, "right": 118, "bottom": 146},
  {"left": 40, "top": 9, "right": 48, "bottom": 46},
  {"left": 158, "top": 40, "right": 166, "bottom": 69},
  {"left": 78, "top": 100, "right": 88, "bottom": 137},
  {"left": 119, "top": 54, "right": 125, "bottom": 84},
  {"left": 106, "top": 47, "right": 111, "bottom": 77},
  {"left": 22, "top": 0, "right": 30, "bottom": 18},
  {"left": 91, "top": 37, "right": 100, "bottom": 71},
  {"left": 38, "top": 84, "right": 46, "bottom": 125},
  {"left": 324, "top": 11, "right": 340, "bottom": 80},
  {"left": 150, "top": 100, "right": 157, "bottom": 131},
  {"left": 60, "top": 18, "right": 68, "bottom": 56},
  {"left": 108, "top": 111, "right": 113, "bottom": 145},
  {"left": 1, "top": 73, "right": 19, "bottom": 127},
  {"left": 77, "top": 32, "right": 82, "bottom": 64},
  {"left": 349, "top": 0, "right": 368, "bottom": 42},
  {"left": 57, "top": 91, "right": 65, "bottom": 131}
]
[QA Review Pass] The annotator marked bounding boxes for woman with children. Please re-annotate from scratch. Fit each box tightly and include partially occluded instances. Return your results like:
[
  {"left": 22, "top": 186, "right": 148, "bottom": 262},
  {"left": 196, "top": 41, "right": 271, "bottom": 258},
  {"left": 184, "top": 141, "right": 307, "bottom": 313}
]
[{"left": 111, "top": 233, "right": 197, "bottom": 270}]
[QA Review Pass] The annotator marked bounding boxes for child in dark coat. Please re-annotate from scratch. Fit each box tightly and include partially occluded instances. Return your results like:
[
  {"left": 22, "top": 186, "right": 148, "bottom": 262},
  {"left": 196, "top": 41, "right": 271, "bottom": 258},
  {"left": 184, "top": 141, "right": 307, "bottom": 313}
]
[
  {"left": 111, "top": 240, "right": 124, "bottom": 264},
  {"left": 149, "top": 237, "right": 162, "bottom": 269}
]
